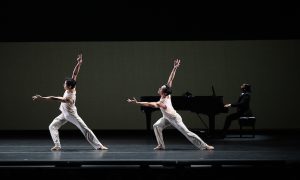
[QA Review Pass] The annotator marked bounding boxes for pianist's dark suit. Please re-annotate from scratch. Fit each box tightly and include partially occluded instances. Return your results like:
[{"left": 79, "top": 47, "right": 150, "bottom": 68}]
[{"left": 223, "top": 92, "right": 252, "bottom": 133}]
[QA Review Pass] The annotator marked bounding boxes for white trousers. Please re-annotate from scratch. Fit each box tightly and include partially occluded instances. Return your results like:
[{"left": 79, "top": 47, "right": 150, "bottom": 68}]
[
  {"left": 49, "top": 113, "right": 103, "bottom": 149},
  {"left": 153, "top": 113, "right": 208, "bottom": 150}
]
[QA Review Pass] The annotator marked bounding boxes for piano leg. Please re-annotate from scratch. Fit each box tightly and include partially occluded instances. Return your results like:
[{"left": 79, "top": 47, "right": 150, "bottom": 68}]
[
  {"left": 145, "top": 112, "right": 152, "bottom": 131},
  {"left": 208, "top": 115, "right": 216, "bottom": 137}
]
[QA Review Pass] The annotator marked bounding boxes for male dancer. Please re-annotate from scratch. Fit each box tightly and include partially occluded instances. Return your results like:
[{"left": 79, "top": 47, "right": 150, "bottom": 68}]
[
  {"left": 32, "top": 53, "right": 108, "bottom": 151},
  {"left": 127, "top": 59, "right": 214, "bottom": 150}
]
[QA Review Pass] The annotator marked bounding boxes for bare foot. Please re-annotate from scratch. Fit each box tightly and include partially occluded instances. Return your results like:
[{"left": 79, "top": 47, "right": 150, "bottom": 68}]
[
  {"left": 203, "top": 145, "right": 214, "bottom": 150},
  {"left": 97, "top": 146, "right": 108, "bottom": 150},
  {"left": 154, "top": 145, "right": 165, "bottom": 150},
  {"left": 51, "top": 146, "right": 61, "bottom": 151}
]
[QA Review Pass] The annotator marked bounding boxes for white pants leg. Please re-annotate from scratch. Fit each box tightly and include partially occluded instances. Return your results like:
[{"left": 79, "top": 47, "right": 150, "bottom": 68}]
[
  {"left": 153, "top": 117, "right": 171, "bottom": 148},
  {"left": 65, "top": 113, "right": 103, "bottom": 149},
  {"left": 49, "top": 114, "right": 68, "bottom": 148},
  {"left": 168, "top": 114, "right": 209, "bottom": 150}
]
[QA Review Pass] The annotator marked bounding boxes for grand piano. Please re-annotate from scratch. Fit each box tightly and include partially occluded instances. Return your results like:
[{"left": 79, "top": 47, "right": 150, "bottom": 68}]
[{"left": 140, "top": 89, "right": 228, "bottom": 136}]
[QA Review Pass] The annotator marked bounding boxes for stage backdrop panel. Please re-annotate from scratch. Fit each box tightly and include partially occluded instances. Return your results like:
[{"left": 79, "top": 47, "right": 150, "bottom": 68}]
[{"left": 0, "top": 40, "right": 299, "bottom": 130}]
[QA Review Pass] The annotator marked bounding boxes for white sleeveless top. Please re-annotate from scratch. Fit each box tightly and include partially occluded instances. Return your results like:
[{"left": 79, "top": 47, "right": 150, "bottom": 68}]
[
  {"left": 59, "top": 90, "right": 77, "bottom": 115},
  {"left": 159, "top": 95, "right": 178, "bottom": 119}
]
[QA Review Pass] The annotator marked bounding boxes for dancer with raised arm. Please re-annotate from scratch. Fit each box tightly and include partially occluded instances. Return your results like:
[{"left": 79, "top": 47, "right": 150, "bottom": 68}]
[
  {"left": 127, "top": 59, "right": 214, "bottom": 150},
  {"left": 32, "top": 53, "right": 108, "bottom": 151}
]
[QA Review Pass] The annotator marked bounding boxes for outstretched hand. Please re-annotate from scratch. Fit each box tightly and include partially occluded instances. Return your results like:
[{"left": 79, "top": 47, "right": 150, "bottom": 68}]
[
  {"left": 127, "top": 97, "right": 137, "bottom": 103},
  {"left": 32, "top": 95, "right": 42, "bottom": 101},
  {"left": 77, "top": 53, "right": 83, "bottom": 64},
  {"left": 174, "top": 59, "right": 181, "bottom": 68}
]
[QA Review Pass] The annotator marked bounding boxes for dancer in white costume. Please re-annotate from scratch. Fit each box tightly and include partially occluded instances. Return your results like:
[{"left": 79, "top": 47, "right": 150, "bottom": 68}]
[
  {"left": 32, "top": 53, "right": 108, "bottom": 151},
  {"left": 127, "top": 59, "right": 214, "bottom": 150}
]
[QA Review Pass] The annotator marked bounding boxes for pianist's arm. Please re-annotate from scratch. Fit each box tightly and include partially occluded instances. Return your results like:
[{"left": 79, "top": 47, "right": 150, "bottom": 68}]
[
  {"left": 225, "top": 94, "right": 250, "bottom": 108},
  {"left": 167, "top": 59, "right": 181, "bottom": 87},
  {"left": 127, "top": 98, "right": 167, "bottom": 109},
  {"left": 231, "top": 94, "right": 250, "bottom": 108}
]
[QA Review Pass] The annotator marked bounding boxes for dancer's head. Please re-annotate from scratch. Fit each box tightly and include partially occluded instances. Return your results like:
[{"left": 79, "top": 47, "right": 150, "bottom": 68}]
[
  {"left": 158, "top": 84, "right": 172, "bottom": 96},
  {"left": 64, "top": 78, "right": 76, "bottom": 90}
]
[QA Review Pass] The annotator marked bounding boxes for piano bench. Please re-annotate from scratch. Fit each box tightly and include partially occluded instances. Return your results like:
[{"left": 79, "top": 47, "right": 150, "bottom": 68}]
[{"left": 239, "top": 116, "right": 256, "bottom": 138}]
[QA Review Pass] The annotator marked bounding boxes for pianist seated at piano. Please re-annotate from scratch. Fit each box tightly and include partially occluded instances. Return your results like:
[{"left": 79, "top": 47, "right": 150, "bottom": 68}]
[
  {"left": 222, "top": 83, "right": 253, "bottom": 137},
  {"left": 127, "top": 59, "right": 214, "bottom": 150}
]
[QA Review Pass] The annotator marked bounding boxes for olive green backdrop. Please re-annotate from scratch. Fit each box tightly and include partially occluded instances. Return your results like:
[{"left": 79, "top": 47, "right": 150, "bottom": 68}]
[{"left": 0, "top": 40, "right": 299, "bottom": 130}]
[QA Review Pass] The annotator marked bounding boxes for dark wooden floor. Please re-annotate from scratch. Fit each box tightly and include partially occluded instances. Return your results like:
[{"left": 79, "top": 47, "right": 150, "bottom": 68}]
[{"left": 0, "top": 130, "right": 299, "bottom": 179}]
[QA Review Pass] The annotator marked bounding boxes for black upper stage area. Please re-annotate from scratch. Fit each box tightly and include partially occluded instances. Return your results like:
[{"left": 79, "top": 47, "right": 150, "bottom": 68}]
[{"left": 1, "top": 2, "right": 300, "bottom": 41}]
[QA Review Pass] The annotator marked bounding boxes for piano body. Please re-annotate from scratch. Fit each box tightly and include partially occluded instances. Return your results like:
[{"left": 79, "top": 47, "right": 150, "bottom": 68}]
[{"left": 140, "top": 95, "right": 228, "bottom": 136}]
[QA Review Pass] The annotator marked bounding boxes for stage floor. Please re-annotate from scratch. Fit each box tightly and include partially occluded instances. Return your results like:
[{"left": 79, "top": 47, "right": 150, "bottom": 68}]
[{"left": 0, "top": 130, "right": 300, "bottom": 179}]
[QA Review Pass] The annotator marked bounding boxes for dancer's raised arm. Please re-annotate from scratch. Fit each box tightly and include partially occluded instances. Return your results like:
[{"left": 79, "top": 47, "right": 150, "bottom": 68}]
[
  {"left": 72, "top": 53, "right": 83, "bottom": 81},
  {"left": 167, "top": 59, "right": 181, "bottom": 88}
]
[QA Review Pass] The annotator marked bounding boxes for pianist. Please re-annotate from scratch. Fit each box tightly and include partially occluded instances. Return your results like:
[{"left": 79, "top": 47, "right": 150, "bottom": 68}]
[
  {"left": 127, "top": 59, "right": 214, "bottom": 150},
  {"left": 222, "top": 83, "right": 253, "bottom": 137}
]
